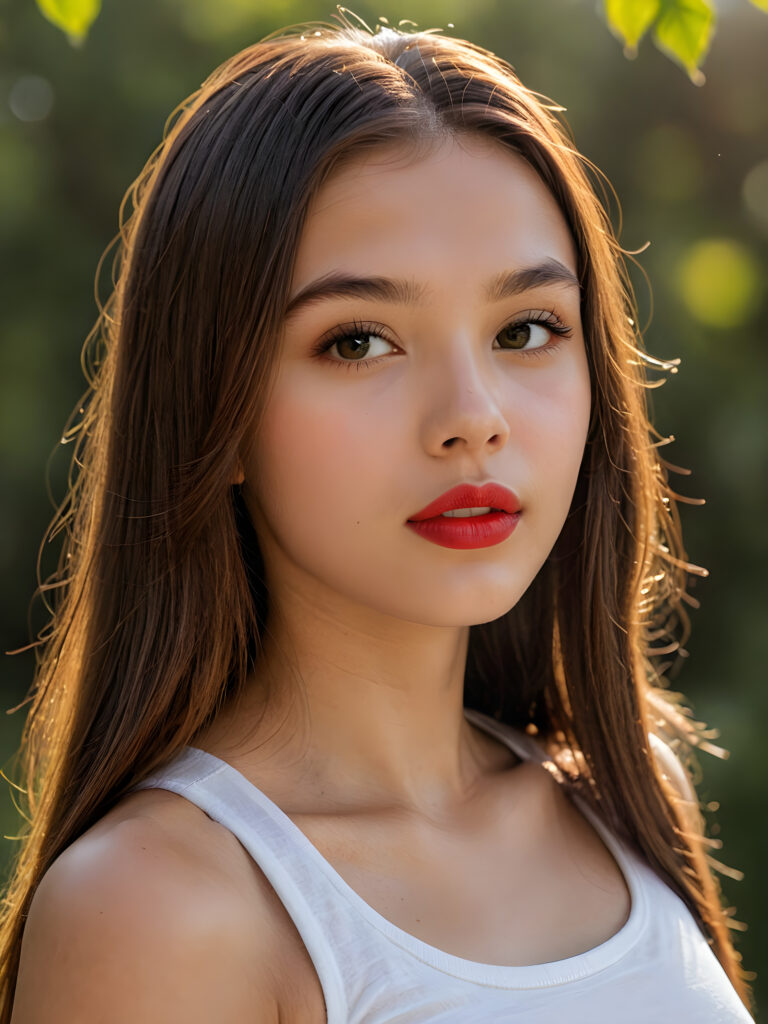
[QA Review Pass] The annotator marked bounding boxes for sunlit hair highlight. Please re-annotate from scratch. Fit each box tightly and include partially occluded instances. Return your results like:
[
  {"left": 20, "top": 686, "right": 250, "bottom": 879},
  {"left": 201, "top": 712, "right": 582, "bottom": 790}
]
[{"left": 0, "top": 11, "right": 753, "bottom": 1016}]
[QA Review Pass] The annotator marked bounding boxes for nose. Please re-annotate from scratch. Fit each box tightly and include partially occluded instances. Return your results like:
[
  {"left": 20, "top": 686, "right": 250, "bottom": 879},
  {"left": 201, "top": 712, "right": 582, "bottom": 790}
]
[{"left": 419, "top": 340, "right": 511, "bottom": 456}]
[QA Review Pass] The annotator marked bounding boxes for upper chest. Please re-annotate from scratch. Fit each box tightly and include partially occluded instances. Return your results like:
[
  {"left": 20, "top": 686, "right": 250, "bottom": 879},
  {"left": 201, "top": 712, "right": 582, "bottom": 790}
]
[
  {"left": 161, "top": 748, "right": 635, "bottom": 1022},
  {"left": 287, "top": 759, "right": 632, "bottom": 967}
]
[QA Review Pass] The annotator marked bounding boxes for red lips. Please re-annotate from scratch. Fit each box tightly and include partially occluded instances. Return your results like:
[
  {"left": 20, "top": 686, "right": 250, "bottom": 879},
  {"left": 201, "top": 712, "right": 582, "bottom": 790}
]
[{"left": 407, "top": 482, "right": 522, "bottom": 522}]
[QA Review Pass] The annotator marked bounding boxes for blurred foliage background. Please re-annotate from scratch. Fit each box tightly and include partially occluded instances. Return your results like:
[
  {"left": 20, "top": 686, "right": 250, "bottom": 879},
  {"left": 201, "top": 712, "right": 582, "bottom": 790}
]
[{"left": 1, "top": 0, "right": 766, "bottom": 1013}]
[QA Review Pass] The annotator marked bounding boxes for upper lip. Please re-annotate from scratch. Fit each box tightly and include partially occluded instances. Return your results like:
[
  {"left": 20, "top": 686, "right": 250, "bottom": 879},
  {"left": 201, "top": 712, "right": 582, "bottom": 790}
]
[{"left": 407, "top": 482, "right": 522, "bottom": 522}]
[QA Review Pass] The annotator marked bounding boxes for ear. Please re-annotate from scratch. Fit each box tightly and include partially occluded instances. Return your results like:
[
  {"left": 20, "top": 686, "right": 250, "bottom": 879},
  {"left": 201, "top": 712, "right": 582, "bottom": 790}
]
[{"left": 231, "top": 460, "right": 245, "bottom": 486}]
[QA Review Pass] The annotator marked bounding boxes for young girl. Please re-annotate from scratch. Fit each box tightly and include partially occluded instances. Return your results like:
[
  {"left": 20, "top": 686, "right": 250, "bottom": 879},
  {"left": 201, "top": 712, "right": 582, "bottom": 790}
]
[{"left": 1, "top": 12, "right": 755, "bottom": 1023}]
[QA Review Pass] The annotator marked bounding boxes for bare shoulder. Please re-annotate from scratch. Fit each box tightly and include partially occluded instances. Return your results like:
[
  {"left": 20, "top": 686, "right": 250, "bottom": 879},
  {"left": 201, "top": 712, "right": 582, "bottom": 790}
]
[{"left": 11, "top": 788, "right": 308, "bottom": 1023}]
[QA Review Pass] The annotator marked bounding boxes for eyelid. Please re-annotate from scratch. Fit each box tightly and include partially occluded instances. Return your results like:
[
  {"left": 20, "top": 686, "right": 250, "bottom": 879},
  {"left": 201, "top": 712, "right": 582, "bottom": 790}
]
[
  {"left": 492, "top": 307, "right": 572, "bottom": 336},
  {"left": 315, "top": 308, "right": 569, "bottom": 344}
]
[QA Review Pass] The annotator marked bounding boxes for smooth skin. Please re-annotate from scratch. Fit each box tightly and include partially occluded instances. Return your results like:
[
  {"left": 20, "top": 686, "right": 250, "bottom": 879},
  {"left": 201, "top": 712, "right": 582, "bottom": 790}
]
[{"left": 13, "top": 135, "right": 683, "bottom": 1022}]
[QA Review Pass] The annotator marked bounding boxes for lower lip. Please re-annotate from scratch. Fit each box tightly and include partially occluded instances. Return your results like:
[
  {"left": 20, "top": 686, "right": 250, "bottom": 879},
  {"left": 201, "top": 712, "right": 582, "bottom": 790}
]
[{"left": 405, "top": 511, "right": 521, "bottom": 549}]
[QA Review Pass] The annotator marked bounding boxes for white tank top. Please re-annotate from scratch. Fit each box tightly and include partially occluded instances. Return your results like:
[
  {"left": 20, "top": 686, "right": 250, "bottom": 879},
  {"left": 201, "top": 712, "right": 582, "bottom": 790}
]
[{"left": 133, "top": 707, "right": 753, "bottom": 1023}]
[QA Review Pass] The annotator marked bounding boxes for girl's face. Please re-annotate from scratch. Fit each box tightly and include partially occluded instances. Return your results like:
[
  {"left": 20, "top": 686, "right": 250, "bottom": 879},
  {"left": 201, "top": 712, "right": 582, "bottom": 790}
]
[{"left": 242, "top": 134, "right": 591, "bottom": 630}]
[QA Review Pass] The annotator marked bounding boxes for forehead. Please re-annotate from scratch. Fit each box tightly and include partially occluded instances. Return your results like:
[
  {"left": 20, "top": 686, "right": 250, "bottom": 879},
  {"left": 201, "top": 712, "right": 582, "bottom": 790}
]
[{"left": 292, "top": 134, "right": 578, "bottom": 292}]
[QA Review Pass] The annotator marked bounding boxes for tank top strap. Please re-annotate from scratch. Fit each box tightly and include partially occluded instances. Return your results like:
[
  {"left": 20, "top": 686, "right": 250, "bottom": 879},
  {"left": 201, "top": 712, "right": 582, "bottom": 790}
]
[
  {"left": 463, "top": 707, "right": 551, "bottom": 766},
  {"left": 132, "top": 749, "right": 349, "bottom": 1024}
]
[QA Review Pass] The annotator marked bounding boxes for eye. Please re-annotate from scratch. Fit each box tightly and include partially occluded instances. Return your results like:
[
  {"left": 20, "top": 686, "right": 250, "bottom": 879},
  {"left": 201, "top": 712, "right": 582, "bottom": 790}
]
[
  {"left": 495, "top": 312, "right": 573, "bottom": 352},
  {"left": 496, "top": 321, "right": 550, "bottom": 350},
  {"left": 311, "top": 319, "right": 396, "bottom": 370}
]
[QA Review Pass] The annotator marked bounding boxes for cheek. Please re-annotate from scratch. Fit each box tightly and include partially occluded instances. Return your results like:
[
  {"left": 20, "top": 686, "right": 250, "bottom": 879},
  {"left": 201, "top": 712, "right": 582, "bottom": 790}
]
[
  {"left": 246, "top": 373, "right": 394, "bottom": 536},
  {"left": 513, "top": 355, "right": 591, "bottom": 508},
  {"left": 243, "top": 373, "right": 423, "bottom": 617}
]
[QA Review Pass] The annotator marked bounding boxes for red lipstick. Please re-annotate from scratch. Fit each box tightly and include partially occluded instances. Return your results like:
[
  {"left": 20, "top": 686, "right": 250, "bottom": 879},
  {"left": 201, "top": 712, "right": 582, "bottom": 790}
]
[{"left": 406, "top": 482, "right": 521, "bottom": 550}]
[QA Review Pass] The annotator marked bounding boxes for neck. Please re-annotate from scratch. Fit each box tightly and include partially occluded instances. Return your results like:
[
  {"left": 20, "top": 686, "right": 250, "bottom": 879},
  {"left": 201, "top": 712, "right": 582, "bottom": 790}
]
[{"left": 202, "top": 595, "right": 513, "bottom": 820}]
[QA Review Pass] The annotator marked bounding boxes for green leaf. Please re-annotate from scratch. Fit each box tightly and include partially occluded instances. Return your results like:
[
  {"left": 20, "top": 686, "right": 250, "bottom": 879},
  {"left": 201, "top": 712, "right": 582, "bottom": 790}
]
[
  {"left": 748, "top": 0, "right": 768, "bottom": 11},
  {"left": 652, "top": 0, "right": 715, "bottom": 82},
  {"left": 604, "top": 0, "right": 661, "bottom": 54},
  {"left": 35, "top": 0, "right": 101, "bottom": 44}
]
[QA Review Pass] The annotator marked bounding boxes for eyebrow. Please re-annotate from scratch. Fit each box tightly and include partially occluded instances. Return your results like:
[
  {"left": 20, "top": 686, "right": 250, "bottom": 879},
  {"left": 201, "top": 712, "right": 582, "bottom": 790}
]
[{"left": 283, "top": 258, "right": 581, "bottom": 321}]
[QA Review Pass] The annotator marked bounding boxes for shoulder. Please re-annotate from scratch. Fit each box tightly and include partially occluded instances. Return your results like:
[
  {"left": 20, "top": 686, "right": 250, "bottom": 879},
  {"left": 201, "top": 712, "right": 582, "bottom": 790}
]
[
  {"left": 516, "top": 721, "right": 699, "bottom": 809},
  {"left": 524, "top": 724, "right": 702, "bottom": 830},
  {"left": 11, "top": 789, "right": 289, "bottom": 1023},
  {"left": 647, "top": 731, "right": 703, "bottom": 833},
  {"left": 648, "top": 731, "right": 698, "bottom": 802}
]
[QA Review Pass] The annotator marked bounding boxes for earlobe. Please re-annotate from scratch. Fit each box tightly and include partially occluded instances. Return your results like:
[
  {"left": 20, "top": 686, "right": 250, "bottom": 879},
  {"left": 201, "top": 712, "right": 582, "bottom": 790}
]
[{"left": 231, "top": 461, "right": 245, "bottom": 486}]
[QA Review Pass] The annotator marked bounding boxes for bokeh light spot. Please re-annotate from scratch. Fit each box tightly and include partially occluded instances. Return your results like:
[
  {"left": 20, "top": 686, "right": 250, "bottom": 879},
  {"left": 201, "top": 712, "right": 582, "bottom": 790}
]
[
  {"left": 677, "top": 239, "right": 762, "bottom": 329},
  {"left": 8, "top": 76, "right": 54, "bottom": 122}
]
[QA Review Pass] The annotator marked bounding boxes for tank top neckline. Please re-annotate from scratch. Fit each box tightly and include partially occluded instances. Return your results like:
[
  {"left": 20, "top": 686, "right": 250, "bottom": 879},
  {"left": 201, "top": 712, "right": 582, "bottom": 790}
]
[{"left": 182, "top": 707, "right": 648, "bottom": 988}]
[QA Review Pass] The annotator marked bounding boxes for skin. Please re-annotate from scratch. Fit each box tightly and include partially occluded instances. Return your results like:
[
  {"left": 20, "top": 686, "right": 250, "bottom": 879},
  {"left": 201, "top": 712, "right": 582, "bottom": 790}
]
[{"left": 210, "top": 132, "right": 592, "bottom": 822}]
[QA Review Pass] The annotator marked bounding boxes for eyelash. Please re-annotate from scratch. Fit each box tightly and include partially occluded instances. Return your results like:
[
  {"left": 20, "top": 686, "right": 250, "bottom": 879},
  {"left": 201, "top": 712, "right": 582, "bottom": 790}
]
[{"left": 310, "top": 310, "right": 574, "bottom": 372}]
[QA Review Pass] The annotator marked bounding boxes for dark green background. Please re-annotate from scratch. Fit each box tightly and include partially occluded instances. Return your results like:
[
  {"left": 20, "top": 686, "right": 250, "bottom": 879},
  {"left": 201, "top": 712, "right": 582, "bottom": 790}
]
[{"left": 2, "top": 0, "right": 766, "bottom": 1013}]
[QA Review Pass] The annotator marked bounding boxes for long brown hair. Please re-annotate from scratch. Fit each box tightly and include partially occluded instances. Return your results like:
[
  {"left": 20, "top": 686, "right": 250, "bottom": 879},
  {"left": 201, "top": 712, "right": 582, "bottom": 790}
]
[{"left": 0, "top": 12, "right": 754, "bottom": 1015}]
